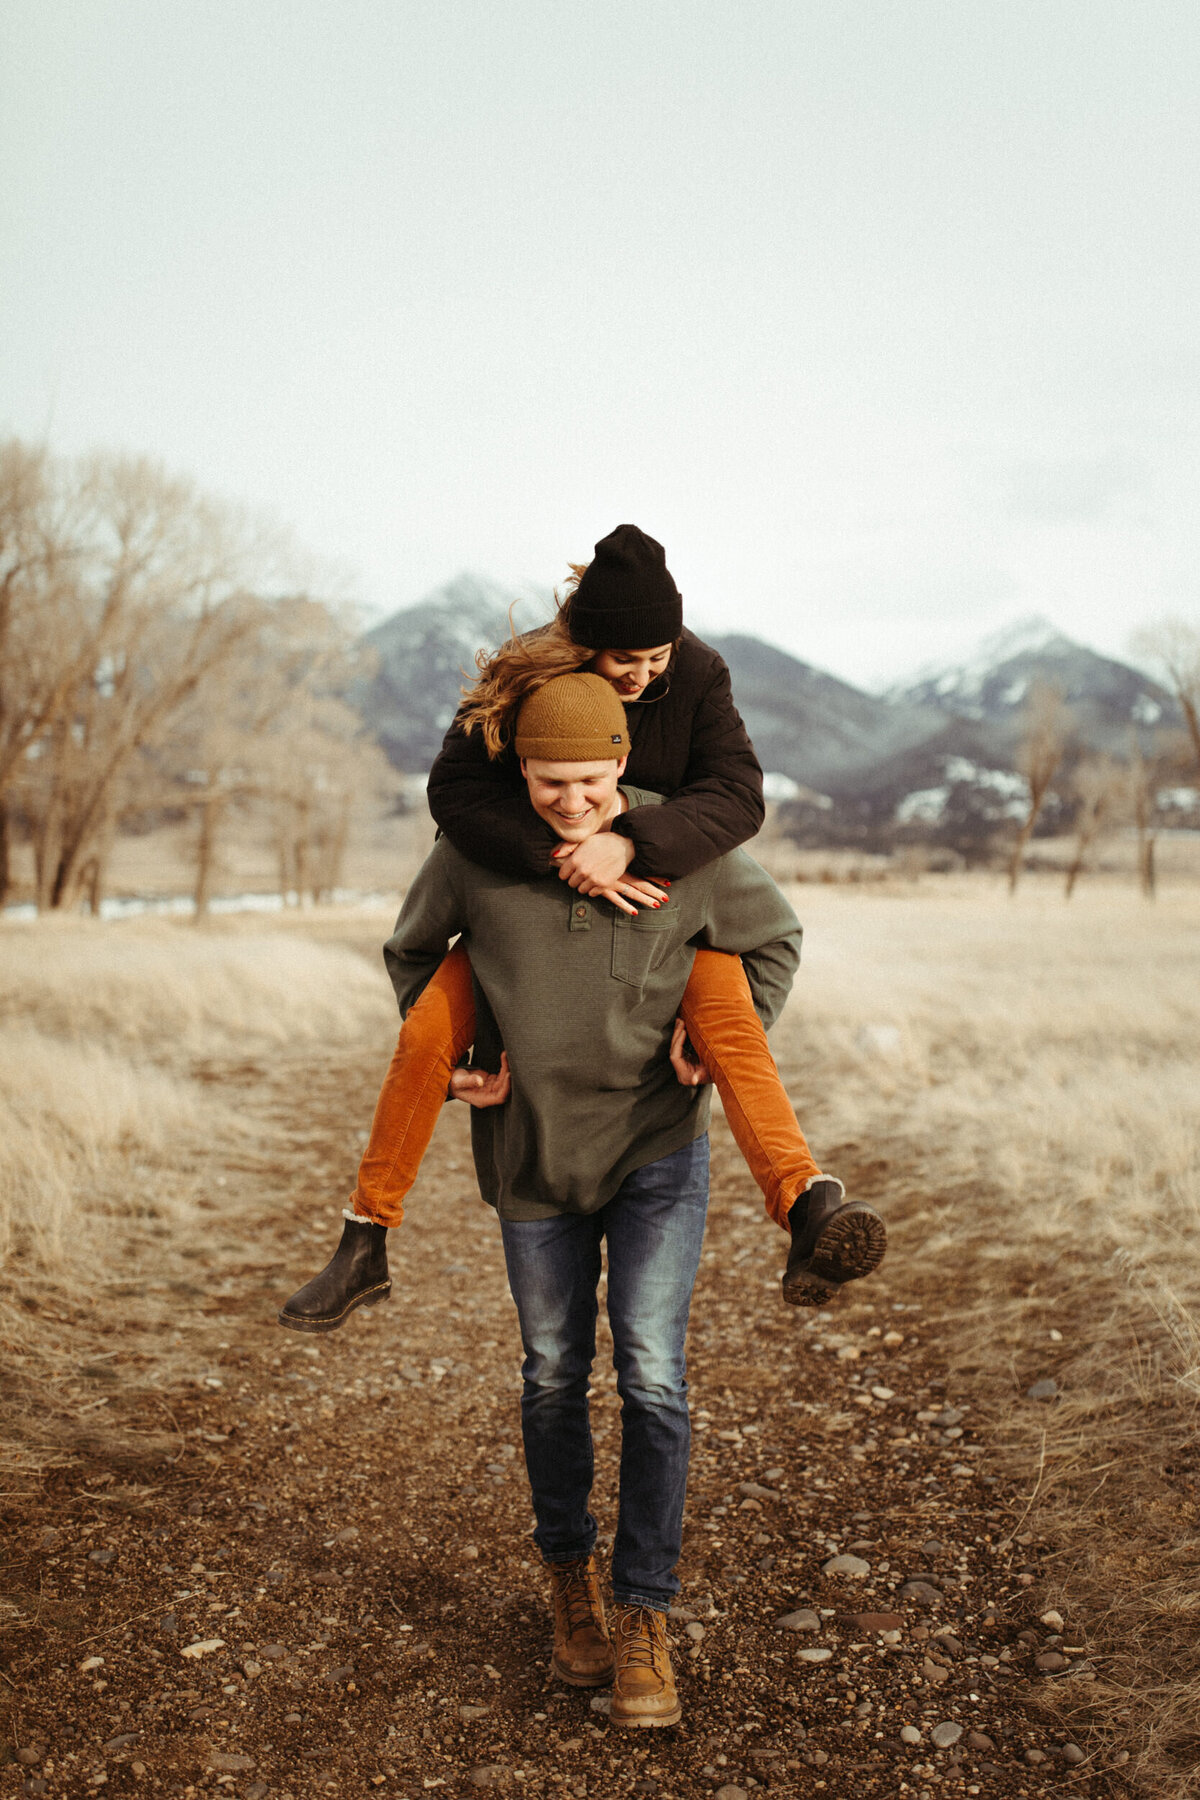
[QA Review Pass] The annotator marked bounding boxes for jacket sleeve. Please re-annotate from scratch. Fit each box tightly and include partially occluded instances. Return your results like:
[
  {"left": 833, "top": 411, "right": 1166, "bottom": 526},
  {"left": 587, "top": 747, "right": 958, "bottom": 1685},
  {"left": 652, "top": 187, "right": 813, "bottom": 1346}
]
[
  {"left": 382, "top": 842, "right": 468, "bottom": 1018},
  {"left": 694, "top": 851, "right": 803, "bottom": 1031},
  {"left": 611, "top": 660, "right": 765, "bottom": 880},
  {"left": 426, "top": 717, "right": 560, "bottom": 877}
]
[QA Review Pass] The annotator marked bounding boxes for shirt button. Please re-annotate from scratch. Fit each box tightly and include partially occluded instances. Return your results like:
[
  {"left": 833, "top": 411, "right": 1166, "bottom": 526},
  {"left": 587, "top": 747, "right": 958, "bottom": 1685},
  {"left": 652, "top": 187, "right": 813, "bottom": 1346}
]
[{"left": 574, "top": 904, "right": 588, "bottom": 919}]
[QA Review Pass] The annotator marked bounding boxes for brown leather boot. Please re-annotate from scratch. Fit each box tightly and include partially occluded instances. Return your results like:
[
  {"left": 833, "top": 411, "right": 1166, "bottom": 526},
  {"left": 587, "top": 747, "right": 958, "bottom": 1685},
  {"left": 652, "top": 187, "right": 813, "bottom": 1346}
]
[
  {"left": 609, "top": 1604, "right": 681, "bottom": 1727},
  {"left": 549, "top": 1556, "right": 614, "bottom": 1688}
]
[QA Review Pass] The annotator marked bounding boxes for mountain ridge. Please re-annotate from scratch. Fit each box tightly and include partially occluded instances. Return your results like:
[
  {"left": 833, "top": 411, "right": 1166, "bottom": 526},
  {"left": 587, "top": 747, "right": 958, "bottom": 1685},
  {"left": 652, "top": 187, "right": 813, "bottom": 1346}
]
[
  {"left": 354, "top": 579, "right": 1181, "bottom": 834},
  {"left": 359, "top": 573, "right": 552, "bottom": 770},
  {"left": 884, "top": 616, "right": 1172, "bottom": 760}
]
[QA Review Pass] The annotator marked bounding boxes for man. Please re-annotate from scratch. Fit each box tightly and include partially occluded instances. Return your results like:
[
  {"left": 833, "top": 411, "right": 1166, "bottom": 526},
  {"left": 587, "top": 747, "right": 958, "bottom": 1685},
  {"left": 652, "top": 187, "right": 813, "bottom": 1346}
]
[{"left": 369, "top": 670, "right": 846, "bottom": 1728}]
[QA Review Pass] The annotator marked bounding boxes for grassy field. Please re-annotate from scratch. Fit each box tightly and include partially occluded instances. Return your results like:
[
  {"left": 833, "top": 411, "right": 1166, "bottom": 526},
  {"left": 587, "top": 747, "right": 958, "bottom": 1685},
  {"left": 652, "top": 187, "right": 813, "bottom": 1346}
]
[
  {"left": 2, "top": 871, "right": 1198, "bottom": 1791},
  {"left": 0, "top": 914, "right": 397, "bottom": 1465},
  {"left": 0, "top": 921, "right": 393, "bottom": 1229},
  {"left": 782, "top": 875, "right": 1200, "bottom": 1794}
]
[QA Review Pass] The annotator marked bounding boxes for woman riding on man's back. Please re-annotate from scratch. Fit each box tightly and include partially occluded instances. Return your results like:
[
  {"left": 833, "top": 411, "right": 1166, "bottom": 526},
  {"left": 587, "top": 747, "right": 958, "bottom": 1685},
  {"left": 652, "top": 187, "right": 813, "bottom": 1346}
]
[{"left": 279, "top": 524, "right": 885, "bottom": 1332}]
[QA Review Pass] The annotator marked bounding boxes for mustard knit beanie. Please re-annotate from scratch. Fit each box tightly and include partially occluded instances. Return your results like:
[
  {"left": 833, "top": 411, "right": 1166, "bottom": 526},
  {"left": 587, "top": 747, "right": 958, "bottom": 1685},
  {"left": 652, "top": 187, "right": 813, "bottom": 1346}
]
[{"left": 514, "top": 673, "right": 631, "bottom": 763}]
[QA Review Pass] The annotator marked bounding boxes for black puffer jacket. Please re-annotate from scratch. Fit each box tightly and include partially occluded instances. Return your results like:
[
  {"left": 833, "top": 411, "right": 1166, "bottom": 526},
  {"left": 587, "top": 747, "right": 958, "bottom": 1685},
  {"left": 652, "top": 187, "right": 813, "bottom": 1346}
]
[{"left": 426, "top": 628, "right": 764, "bottom": 880}]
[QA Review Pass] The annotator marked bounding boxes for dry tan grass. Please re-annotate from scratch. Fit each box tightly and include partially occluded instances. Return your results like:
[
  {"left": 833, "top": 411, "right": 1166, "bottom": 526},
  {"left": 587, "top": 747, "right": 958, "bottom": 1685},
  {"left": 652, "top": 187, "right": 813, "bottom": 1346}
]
[
  {"left": 5, "top": 876, "right": 1200, "bottom": 1786},
  {"left": 0, "top": 914, "right": 391, "bottom": 1058},
  {"left": 0, "top": 1026, "right": 207, "bottom": 1268},
  {"left": 0, "top": 917, "right": 393, "bottom": 1267},
  {"left": 0, "top": 916, "right": 396, "bottom": 1474},
  {"left": 771, "top": 874, "right": 1200, "bottom": 1794},
  {"left": 784, "top": 877, "right": 1199, "bottom": 1308}
]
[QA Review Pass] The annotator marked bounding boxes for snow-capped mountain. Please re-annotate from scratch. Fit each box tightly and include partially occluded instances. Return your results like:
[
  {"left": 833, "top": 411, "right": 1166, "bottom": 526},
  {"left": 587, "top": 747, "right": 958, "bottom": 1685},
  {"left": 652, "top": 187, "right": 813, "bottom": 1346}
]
[
  {"left": 359, "top": 574, "right": 552, "bottom": 769},
  {"left": 886, "top": 614, "right": 1174, "bottom": 751},
  {"left": 355, "top": 587, "right": 1185, "bottom": 860},
  {"left": 887, "top": 615, "right": 1070, "bottom": 708},
  {"left": 707, "top": 633, "right": 944, "bottom": 789}
]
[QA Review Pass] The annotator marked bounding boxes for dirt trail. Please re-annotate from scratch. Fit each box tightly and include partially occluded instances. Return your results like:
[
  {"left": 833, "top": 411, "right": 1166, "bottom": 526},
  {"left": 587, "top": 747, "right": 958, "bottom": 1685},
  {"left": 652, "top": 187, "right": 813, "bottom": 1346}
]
[{"left": 2, "top": 1029, "right": 1126, "bottom": 1800}]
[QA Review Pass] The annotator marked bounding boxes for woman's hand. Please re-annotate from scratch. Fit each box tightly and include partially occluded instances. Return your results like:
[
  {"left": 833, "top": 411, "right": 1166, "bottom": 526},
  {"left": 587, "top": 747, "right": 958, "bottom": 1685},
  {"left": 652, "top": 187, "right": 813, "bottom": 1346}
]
[
  {"left": 670, "top": 1017, "right": 711, "bottom": 1087},
  {"left": 449, "top": 1052, "right": 512, "bottom": 1107},
  {"left": 552, "top": 830, "right": 634, "bottom": 889},
  {"left": 552, "top": 832, "right": 669, "bottom": 917}
]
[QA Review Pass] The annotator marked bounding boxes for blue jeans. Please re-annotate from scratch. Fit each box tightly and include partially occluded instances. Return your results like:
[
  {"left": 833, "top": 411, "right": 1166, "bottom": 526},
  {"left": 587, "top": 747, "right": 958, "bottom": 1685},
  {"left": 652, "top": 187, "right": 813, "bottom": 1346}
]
[{"left": 499, "top": 1135, "right": 710, "bottom": 1613}]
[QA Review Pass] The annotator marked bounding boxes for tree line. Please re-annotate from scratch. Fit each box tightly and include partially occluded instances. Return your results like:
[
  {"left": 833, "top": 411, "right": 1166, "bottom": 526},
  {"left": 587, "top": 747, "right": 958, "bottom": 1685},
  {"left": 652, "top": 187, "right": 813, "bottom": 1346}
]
[
  {"left": 1006, "top": 641, "right": 1200, "bottom": 897},
  {"left": 909, "top": 667, "right": 1200, "bottom": 897},
  {"left": 0, "top": 439, "right": 390, "bottom": 916},
  {"left": 778, "top": 644, "right": 1200, "bottom": 894},
  {"left": 5, "top": 434, "right": 1197, "bottom": 913}
]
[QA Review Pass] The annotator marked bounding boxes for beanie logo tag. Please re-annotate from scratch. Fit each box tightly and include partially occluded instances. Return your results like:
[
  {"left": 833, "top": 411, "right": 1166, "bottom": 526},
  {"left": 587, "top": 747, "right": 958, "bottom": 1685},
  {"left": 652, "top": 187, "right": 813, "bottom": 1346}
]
[{"left": 611, "top": 734, "right": 623, "bottom": 743}]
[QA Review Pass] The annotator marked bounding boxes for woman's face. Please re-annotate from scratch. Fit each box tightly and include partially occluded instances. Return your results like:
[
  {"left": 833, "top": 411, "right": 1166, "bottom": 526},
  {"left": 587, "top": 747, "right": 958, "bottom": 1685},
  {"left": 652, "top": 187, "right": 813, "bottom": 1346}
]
[{"left": 591, "top": 643, "right": 673, "bottom": 700}]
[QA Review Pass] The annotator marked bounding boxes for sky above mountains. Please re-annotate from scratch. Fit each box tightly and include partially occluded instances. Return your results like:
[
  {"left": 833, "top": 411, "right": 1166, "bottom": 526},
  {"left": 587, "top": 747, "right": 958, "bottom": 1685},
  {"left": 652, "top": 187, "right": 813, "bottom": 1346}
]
[{"left": 3, "top": 1, "right": 1198, "bottom": 687}]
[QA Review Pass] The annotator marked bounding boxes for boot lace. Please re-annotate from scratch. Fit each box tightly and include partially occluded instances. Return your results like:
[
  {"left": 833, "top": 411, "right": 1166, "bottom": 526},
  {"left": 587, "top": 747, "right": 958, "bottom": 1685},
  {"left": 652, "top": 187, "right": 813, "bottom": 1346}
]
[
  {"left": 556, "top": 1560, "right": 601, "bottom": 1635},
  {"left": 615, "top": 1605, "right": 666, "bottom": 1670}
]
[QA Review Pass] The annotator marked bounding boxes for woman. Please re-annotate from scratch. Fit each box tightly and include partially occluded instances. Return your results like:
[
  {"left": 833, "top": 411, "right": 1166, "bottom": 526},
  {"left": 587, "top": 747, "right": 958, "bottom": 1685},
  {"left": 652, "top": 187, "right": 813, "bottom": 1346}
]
[{"left": 279, "top": 525, "right": 885, "bottom": 1330}]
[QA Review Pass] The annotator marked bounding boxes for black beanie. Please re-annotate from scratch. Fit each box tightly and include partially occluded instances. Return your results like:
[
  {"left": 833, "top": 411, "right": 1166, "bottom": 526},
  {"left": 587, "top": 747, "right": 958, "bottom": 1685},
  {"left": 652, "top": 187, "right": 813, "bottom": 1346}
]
[{"left": 566, "top": 524, "right": 683, "bottom": 650}]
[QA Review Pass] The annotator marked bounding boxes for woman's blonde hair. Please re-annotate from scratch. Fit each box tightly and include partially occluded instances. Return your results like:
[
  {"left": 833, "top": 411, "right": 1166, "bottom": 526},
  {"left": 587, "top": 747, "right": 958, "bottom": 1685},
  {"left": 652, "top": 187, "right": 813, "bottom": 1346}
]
[{"left": 459, "top": 565, "right": 593, "bottom": 758}]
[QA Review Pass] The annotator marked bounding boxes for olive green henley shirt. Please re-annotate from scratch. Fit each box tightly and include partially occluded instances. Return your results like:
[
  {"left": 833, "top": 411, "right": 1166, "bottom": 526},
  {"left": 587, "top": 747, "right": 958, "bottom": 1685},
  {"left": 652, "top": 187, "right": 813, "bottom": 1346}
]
[{"left": 383, "top": 787, "right": 803, "bottom": 1220}]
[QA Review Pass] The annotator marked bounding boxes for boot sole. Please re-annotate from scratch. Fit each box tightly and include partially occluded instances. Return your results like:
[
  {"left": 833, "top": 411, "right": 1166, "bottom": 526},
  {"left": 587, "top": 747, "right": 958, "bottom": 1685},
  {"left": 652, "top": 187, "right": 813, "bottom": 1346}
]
[
  {"left": 551, "top": 1653, "right": 616, "bottom": 1688},
  {"left": 783, "top": 1205, "right": 887, "bottom": 1308},
  {"left": 276, "top": 1281, "right": 391, "bottom": 1334},
  {"left": 609, "top": 1701, "right": 683, "bottom": 1728}
]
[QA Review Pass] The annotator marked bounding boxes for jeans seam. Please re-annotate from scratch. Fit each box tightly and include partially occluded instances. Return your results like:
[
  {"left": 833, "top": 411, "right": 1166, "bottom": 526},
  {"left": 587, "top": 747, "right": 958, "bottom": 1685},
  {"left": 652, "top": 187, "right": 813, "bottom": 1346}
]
[{"left": 611, "top": 1592, "right": 669, "bottom": 1613}]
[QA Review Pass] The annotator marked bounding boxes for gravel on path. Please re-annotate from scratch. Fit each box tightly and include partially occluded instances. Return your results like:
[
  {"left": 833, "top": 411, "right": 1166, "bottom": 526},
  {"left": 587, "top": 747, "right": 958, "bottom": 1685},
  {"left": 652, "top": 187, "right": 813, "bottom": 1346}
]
[{"left": 1, "top": 1042, "right": 1131, "bottom": 1799}]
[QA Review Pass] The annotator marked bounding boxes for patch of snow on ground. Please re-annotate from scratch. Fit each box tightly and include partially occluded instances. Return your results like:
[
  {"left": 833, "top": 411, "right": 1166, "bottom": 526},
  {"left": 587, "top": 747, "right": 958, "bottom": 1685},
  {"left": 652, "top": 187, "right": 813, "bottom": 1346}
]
[
  {"left": 943, "top": 759, "right": 1029, "bottom": 802},
  {"left": 896, "top": 786, "right": 950, "bottom": 825}
]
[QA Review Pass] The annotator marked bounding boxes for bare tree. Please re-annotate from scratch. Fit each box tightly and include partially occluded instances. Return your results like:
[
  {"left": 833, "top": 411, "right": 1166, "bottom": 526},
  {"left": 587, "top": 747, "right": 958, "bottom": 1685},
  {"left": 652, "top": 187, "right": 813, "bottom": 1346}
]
[
  {"left": 0, "top": 442, "right": 299, "bottom": 912},
  {"left": 1007, "top": 682, "right": 1072, "bottom": 894},
  {"left": 30, "top": 597, "right": 268, "bottom": 912},
  {"left": 1132, "top": 617, "right": 1200, "bottom": 779},
  {"left": 1128, "top": 740, "right": 1161, "bottom": 899},
  {"left": 0, "top": 442, "right": 105, "bottom": 905},
  {"left": 1124, "top": 734, "right": 1190, "bottom": 901},
  {"left": 256, "top": 683, "right": 392, "bottom": 908},
  {"left": 170, "top": 597, "right": 381, "bottom": 918},
  {"left": 1063, "top": 754, "right": 1126, "bottom": 899}
]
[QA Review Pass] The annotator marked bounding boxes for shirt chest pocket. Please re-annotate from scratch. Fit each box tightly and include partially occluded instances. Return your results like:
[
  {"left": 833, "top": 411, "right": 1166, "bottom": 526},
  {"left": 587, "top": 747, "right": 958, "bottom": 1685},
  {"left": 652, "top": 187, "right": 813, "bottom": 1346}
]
[{"left": 611, "top": 907, "right": 680, "bottom": 989}]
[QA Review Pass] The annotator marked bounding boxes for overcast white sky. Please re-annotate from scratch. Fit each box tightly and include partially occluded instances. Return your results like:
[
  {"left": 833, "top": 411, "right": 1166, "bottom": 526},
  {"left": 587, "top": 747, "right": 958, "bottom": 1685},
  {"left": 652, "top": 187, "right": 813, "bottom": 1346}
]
[{"left": 2, "top": 1, "right": 1198, "bottom": 687}]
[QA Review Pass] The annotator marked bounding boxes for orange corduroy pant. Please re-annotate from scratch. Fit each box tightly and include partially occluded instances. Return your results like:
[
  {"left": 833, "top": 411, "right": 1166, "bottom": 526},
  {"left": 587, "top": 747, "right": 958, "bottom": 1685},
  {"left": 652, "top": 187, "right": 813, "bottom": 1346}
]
[{"left": 348, "top": 946, "right": 823, "bottom": 1232}]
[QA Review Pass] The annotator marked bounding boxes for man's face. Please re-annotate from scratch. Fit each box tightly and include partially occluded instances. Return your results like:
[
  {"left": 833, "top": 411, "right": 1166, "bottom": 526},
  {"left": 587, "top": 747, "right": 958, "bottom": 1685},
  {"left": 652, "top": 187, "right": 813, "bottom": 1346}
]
[{"left": 520, "top": 755, "right": 627, "bottom": 841}]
